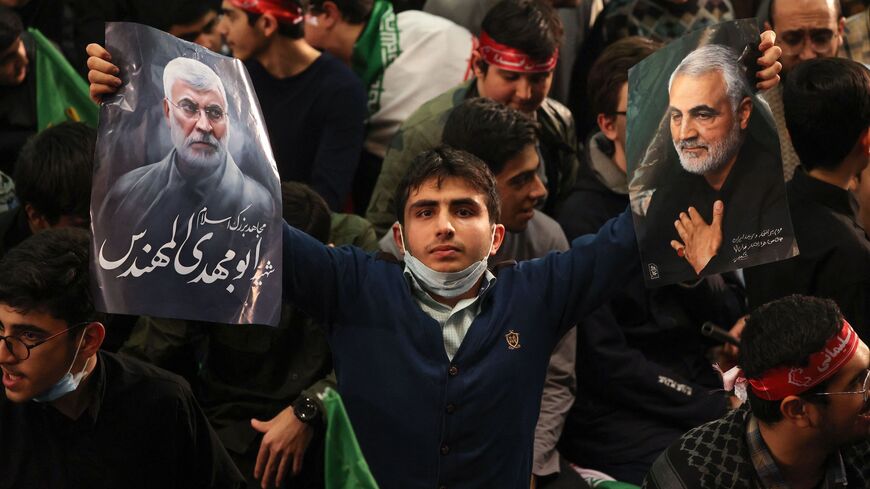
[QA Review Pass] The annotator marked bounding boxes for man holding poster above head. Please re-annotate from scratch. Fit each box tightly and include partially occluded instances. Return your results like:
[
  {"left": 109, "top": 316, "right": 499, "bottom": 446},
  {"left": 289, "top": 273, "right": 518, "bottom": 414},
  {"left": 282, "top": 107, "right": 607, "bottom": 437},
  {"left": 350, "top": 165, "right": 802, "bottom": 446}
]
[
  {"left": 629, "top": 21, "right": 797, "bottom": 286},
  {"left": 92, "top": 24, "right": 282, "bottom": 327}
]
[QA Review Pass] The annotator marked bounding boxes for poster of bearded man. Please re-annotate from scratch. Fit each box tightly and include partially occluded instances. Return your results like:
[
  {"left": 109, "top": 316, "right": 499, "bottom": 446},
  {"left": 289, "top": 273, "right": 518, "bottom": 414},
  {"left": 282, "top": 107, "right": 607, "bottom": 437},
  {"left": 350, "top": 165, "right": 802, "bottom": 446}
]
[
  {"left": 627, "top": 19, "right": 798, "bottom": 287},
  {"left": 90, "top": 23, "right": 282, "bottom": 326}
]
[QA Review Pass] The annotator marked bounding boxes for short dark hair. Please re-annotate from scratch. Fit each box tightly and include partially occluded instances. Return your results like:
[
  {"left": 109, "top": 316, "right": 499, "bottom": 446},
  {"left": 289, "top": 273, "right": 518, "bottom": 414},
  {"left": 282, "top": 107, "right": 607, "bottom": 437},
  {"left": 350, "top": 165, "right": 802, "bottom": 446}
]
[
  {"left": 769, "top": 0, "right": 842, "bottom": 27},
  {"left": 281, "top": 181, "right": 332, "bottom": 244},
  {"left": 587, "top": 36, "right": 661, "bottom": 117},
  {"left": 740, "top": 295, "right": 843, "bottom": 423},
  {"left": 245, "top": 9, "right": 304, "bottom": 39},
  {"left": 0, "top": 6, "right": 23, "bottom": 52},
  {"left": 169, "top": 0, "right": 221, "bottom": 27},
  {"left": 308, "top": 0, "right": 372, "bottom": 24},
  {"left": 442, "top": 98, "right": 539, "bottom": 175},
  {"left": 0, "top": 227, "right": 95, "bottom": 327},
  {"left": 783, "top": 57, "right": 870, "bottom": 171},
  {"left": 14, "top": 122, "right": 96, "bottom": 224},
  {"left": 394, "top": 146, "right": 501, "bottom": 225},
  {"left": 478, "top": 0, "right": 562, "bottom": 72}
]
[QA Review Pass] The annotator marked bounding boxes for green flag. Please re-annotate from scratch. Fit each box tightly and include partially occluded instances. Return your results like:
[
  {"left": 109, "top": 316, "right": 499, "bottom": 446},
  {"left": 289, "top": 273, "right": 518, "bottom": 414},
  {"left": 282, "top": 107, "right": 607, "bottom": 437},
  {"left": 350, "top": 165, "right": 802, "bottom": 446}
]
[
  {"left": 321, "top": 388, "right": 380, "bottom": 489},
  {"left": 29, "top": 28, "right": 98, "bottom": 130},
  {"left": 589, "top": 479, "right": 642, "bottom": 489}
]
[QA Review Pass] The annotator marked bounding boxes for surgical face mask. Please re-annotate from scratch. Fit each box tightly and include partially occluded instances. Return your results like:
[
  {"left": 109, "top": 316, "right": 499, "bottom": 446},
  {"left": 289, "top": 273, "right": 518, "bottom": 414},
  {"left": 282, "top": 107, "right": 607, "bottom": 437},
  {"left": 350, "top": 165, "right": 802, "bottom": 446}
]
[
  {"left": 398, "top": 224, "right": 495, "bottom": 298},
  {"left": 33, "top": 332, "right": 89, "bottom": 403}
]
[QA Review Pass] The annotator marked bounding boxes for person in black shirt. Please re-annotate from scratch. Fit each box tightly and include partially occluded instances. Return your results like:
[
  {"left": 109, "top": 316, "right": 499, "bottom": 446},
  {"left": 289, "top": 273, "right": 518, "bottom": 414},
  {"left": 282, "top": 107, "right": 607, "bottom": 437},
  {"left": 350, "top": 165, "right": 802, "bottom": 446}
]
[
  {"left": 218, "top": 0, "right": 366, "bottom": 210},
  {"left": 557, "top": 39, "right": 745, "bottom": 484},
  {"left": 0, "top": 121, "right": 95, "bottom": 257},
  {"left": 0, "top": 7, "right": 36, "bottom": 175},
  {"left": 0, "top": 228, "right": 245, "bottom": 489},
  {"left": 744, "top": 57, "right": 870, "bottom": 340}
]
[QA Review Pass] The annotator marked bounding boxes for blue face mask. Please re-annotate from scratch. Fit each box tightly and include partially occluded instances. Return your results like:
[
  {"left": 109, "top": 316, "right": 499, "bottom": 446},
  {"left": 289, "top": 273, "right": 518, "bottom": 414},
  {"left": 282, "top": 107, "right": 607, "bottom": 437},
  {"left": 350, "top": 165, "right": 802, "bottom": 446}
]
[
  {"left": 399, "top": 224, "right": 495, "bottom": 298},
  {"left": 33, "top": 332, "right": 89, "bottom": 403}
]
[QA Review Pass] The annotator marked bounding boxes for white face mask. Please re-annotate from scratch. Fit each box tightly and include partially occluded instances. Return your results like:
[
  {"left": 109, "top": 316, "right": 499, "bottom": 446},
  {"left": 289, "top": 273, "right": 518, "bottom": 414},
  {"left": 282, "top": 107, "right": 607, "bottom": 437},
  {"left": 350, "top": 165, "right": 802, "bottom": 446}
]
[
  {"left": 33, "top": 332, "right": 89, "bottom": 403},
  {"left": 398, "top": 224, "right": 496, "bottom": 298}
]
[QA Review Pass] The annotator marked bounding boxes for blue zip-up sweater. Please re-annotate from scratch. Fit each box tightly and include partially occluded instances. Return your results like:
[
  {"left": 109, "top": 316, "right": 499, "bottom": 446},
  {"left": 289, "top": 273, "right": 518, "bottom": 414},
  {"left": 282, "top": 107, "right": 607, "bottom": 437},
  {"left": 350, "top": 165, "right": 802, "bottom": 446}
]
[{"left": 282, "top": 210, "right": 638, "bottom": 489}]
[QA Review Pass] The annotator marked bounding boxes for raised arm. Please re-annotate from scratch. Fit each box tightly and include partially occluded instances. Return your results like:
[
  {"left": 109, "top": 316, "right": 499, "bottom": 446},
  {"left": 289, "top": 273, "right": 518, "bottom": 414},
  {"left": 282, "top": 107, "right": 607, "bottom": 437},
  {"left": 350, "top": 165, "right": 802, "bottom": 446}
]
[{"left": 281, "top": 222, "right": 371, "bottom": 326}]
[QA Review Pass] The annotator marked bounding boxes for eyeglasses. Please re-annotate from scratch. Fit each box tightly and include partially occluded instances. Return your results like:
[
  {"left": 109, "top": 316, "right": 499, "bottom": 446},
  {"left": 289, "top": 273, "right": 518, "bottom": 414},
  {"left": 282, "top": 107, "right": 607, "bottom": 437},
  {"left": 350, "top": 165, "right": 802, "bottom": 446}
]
[
  {"left": 166, "top": 98, "right": 226, "bottom": 123},
  {"left": 0, "top": 321, "right": 90, "bottom": 361},
  {"left": 813, "top": 369, "right": 870, "bottom": 407},
  {"left": 778, "top": 28, "right": 838, "bottom": 55}
]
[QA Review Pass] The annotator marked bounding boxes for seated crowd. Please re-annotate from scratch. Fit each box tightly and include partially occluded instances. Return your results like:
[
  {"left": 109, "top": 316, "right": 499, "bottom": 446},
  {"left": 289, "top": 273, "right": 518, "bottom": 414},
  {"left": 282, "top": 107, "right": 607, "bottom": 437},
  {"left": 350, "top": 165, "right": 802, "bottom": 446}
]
[{"left": 1, "top": 0, "right": 869, "bottom": 488}]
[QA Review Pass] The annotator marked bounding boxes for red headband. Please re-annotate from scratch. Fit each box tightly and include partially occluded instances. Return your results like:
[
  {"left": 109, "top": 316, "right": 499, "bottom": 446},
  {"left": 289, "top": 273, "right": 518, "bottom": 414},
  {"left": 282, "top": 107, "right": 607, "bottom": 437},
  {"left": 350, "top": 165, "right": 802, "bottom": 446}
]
[
  {"left": 478, "top": 31, "right": 558, "bottom": 73},
  {"left": 746, "top": 320, "right": 859, "bottom": 401},
  {"left": 229, "top": 0, "right": 304, "bottom": 25}
]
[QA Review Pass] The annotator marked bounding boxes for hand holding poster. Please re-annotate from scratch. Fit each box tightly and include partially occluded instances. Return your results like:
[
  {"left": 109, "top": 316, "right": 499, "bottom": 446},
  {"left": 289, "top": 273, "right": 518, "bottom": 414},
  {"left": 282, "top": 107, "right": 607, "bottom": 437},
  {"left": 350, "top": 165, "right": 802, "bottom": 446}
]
[
  {"left": 90, "top": 23, "right": 282, "bottom": 326},
  {"left": 628, "top": 19, "right": 798, "bottom": 286}
]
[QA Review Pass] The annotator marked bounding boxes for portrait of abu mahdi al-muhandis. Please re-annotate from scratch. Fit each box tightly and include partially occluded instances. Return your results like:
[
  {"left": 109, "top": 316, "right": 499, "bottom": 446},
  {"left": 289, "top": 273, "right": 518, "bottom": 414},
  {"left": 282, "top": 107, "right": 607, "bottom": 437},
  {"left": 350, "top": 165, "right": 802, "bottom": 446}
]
[{"left": 91, "top": 22, "right": 282, "bottom": 326}]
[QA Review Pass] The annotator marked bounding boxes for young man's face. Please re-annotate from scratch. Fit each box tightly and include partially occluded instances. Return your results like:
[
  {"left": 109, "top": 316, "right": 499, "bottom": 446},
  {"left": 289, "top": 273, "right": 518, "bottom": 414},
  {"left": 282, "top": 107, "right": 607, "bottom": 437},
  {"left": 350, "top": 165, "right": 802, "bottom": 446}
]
[
  {"left": 814, "top": 340, "right": 870, "bottom": 444},
  {"left": 303, "top": 10, "right": 331, "bottom": 50},
  {"left": 495, "top": 144, "right": 547, "bottom": 232},
  {"left": 0, "top": 305, "right": 80, "bottom": 403},
  {"left": 0, "top": 37, "right": 28, "bottom": 87},
  {"left": 398, "top": 177, "right": 503, "bottom": 273},
  {"left": 475, "top": 63, "right": 553, "bottom": 116},
  {"left": 218, "top": 1, "right": 267, "bottom": 61},
  {"left": 168, "top": 9, "right": 224, "bottom": 53},
  {"left": 771, "top": 0, "right": 843, "bottom": 73},
  {"left": 668, "top": 71, "right": 749, "bottom": 175}
]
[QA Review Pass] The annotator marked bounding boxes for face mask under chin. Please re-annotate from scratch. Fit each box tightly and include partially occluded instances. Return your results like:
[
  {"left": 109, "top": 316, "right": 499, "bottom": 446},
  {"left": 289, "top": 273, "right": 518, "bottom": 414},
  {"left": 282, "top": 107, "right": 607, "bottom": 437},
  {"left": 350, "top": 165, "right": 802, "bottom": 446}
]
[{"left": 399, "top": 225, "right": 496, "bottom": 298}]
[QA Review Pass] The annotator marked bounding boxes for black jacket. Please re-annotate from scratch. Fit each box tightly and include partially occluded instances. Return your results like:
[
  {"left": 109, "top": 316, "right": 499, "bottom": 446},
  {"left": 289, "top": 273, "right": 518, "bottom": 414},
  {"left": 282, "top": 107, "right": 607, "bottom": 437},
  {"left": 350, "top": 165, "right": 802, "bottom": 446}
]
[
  {"left": 556, "top": 151, "right": 743, "bottom": 484},
  {"left": 744, "top": 169, "right": 870, "bottom": 340}
]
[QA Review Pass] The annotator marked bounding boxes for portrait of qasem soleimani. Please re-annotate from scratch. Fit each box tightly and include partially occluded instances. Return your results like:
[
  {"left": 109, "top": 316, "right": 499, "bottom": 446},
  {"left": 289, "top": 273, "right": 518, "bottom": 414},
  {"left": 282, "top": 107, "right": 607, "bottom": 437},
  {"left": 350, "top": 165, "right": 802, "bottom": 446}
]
[
  {"left": 92, "top": 49, "right": 280, "bottom": 325},
  {"left": 630, "top": 42, "right": 796, "bottom": 286}
]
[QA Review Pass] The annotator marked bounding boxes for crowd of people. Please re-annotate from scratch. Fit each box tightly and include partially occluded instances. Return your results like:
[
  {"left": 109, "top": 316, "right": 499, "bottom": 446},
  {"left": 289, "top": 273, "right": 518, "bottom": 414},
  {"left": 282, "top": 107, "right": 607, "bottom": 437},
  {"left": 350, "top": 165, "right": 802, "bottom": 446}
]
[{"left": 1, "top": 0, "right": 870, "bottom": 488}]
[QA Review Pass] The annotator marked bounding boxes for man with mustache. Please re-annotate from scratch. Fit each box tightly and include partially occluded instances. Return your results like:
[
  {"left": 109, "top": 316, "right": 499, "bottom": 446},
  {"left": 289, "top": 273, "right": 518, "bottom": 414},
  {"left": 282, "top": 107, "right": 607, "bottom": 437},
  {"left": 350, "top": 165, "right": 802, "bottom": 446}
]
[
  {"left": 94, "top": 56, "right": 274, "bottom": 321},
  {"left": 637, "top": 43, "right": 790, "bottom": 282}
]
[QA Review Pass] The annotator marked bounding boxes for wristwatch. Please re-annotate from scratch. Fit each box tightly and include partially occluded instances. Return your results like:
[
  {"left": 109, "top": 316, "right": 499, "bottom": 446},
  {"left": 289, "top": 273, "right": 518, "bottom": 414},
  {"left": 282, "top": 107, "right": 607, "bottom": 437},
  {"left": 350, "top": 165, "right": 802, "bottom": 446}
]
[{"left": 293, "top": 395, "right": 321, "bottom": 425}]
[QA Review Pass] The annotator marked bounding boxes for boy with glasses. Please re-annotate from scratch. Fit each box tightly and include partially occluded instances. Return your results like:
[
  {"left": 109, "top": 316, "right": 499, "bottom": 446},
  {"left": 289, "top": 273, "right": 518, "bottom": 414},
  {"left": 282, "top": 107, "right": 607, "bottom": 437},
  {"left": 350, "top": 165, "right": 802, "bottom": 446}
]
[
  {"left": 644, "top": 295, "right": 870, "bottom": 489},
  {"left": 0, "top": 227, "right": 245, "bottom": 488}
]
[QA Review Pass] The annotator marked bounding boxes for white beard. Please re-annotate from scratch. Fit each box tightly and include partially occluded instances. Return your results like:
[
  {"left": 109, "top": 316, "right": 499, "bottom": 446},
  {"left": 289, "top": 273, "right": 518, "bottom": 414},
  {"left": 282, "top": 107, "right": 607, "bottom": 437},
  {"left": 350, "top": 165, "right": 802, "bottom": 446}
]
[
  {"left": 170, "top": 116, "right": 228, "bottom": 174},
  {"left": 674, "top": 121, "right": 744, "bottom": 175}
]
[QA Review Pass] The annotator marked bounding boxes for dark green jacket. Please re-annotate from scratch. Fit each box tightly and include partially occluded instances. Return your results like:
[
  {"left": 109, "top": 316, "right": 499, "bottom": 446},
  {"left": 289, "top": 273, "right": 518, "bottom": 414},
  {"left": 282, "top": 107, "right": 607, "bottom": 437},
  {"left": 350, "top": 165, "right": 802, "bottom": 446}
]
[{"left": 365, "top": 79, "right": 579, "bottom": 236}]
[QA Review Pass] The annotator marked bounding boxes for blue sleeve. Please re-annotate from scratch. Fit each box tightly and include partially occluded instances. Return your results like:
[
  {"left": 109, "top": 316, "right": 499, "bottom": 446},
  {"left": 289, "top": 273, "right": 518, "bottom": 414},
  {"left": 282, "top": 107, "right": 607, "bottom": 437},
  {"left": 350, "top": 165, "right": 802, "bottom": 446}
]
[
  {"left": 518, "top": 207, "right": 639, "bottom": 334},
  {"left": 309, "top": 73, "right": 367, "bottom": 210},
  {"left": 281, "top": 221, "right": 370, "bottom": 325}
]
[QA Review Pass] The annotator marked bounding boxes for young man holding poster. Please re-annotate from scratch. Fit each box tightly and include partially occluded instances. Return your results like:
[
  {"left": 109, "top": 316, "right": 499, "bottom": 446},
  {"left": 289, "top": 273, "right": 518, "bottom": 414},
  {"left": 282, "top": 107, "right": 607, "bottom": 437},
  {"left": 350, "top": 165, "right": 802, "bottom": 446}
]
[{"left": 86, "top": 22, "right": 784, "bottom": 489}]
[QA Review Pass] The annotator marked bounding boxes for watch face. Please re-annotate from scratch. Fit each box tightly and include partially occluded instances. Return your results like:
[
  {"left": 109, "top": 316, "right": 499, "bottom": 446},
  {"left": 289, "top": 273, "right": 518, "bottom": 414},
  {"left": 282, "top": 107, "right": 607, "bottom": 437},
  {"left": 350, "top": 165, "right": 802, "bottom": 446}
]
[{"left": 295, "top": 398, "right": 319, "bottom": 423}]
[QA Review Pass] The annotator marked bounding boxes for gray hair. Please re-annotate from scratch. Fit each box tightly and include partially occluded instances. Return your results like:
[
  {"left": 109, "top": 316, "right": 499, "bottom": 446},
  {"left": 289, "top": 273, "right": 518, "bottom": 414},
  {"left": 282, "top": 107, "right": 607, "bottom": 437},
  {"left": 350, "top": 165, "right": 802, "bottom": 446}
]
[
  {"left": 162, "top": 57, "right": 227, "bottom": 106},
  {"left": 668, "top": 44, "right": 748, "bottom": 113}
]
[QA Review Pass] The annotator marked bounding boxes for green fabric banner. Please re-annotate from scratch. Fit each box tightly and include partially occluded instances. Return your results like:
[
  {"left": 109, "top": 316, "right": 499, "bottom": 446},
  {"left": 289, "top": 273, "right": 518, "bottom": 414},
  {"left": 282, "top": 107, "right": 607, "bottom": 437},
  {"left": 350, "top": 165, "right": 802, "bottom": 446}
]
[
  {"left": 350, "top": 0, "right": 400, "bottom": 115},
  {"left": 30, "top": 28, "right": 98, "bottom": 130},
  {"left": 322, "top": 388, "right": 380, "bottom": 489},
  {"left": 589, "top": 479, "right": 641, "bottom": 489}
]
